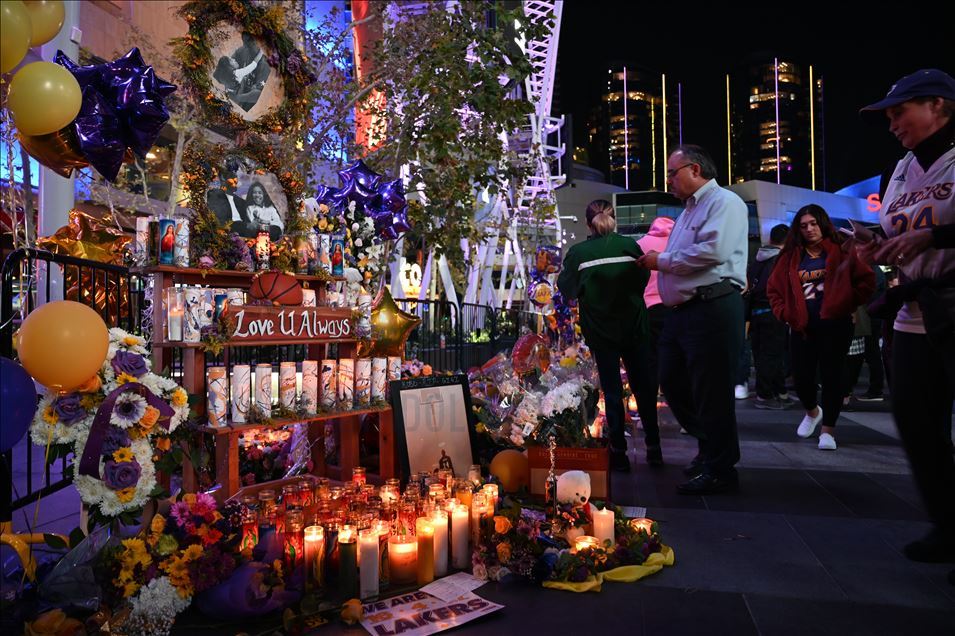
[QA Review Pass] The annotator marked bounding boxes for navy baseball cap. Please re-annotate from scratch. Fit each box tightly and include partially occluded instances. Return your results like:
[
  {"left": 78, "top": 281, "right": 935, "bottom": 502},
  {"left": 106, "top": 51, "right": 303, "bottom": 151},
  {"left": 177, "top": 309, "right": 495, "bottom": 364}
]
[{"left": 861, "top": 69, "right": 955, "bottom": 112}]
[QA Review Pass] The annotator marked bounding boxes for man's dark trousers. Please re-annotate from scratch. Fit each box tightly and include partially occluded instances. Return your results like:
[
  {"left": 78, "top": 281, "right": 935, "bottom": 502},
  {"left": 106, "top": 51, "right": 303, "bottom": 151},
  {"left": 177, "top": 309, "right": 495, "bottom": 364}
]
[{"left": 659, "top": 292, "right": 743, "bottom": 477}]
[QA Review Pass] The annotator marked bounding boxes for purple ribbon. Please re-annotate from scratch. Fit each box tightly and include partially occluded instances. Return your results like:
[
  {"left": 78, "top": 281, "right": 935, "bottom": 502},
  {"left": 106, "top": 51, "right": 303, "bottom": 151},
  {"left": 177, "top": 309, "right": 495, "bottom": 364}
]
[{"left": 78, "top": 383, "right": 175, "bottom": 479}]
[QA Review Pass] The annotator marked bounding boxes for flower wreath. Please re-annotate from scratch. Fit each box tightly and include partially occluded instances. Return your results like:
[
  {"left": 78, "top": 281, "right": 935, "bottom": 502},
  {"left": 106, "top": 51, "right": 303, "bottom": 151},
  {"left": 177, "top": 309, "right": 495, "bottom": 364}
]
[{"left": 30, "top": 329, "right": 189, "bottom": 523}]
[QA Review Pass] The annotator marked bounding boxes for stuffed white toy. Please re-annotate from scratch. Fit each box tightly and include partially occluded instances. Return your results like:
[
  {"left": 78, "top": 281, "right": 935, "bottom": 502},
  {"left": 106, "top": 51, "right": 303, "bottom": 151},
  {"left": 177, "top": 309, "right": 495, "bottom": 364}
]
[{"left": 556, "top": 470, "right": 591, "bottom": 506}]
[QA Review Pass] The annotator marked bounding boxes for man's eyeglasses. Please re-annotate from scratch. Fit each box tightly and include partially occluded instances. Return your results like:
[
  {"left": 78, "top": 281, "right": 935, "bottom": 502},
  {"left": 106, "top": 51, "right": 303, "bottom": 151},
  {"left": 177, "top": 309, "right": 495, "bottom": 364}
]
[{"left": 666, "top": 163, "right": 695, "bottom": 179}]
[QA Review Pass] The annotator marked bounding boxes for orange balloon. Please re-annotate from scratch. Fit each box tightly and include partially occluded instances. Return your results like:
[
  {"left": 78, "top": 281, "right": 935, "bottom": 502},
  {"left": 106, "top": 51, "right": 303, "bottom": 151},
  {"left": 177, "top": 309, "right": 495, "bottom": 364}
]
[
  {"left": 489, "top": 449, "right": 530, "bottom": 493},
  {"left": 18, "top": 127, "right": 89, "bottom": 178},
  {"left": 18, "top": 300, "right": 109, "bottom": 392}
]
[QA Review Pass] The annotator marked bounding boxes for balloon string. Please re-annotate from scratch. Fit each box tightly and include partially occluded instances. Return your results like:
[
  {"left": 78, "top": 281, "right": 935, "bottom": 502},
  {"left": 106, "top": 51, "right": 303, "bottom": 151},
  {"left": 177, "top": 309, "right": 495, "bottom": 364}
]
[{"left": 16, "top": 423, "right": 57, "bottom": 590}]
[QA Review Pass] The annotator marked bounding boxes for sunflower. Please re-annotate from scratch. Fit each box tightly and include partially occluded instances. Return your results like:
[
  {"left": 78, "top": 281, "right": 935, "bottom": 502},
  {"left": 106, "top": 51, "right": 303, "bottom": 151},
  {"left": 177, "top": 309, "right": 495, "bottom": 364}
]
[
  {"left": 116, "top": 487, "right": 137, "bottom": 503},
  {"left": 112, "top": 447, "right": 135, "bottom": 463},
  {"left": 115, "top": 372, "right": 139, "bottom": 386}
]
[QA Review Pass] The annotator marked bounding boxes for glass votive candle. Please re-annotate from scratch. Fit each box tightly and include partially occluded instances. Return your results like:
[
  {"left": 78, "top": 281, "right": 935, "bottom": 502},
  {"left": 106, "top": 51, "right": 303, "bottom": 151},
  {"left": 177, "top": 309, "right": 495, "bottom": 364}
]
[
  {"left": 359, "top": 529, "right": 380, "bottom": 600},
  {"left": 283, "top": 484, "right": 301, "bottom": 511},
  {"left": 468, "top": 464, "right": 482, "bottom": 487},
  {"left": 304, "top": 525, "right": 325, "bottom": 592},
  {"left": 165, "top": 287, "right": 184, "bottom": 341},
  {"left": 352, "top": 466, "right": 367, "bottom": 487},
  {"left": 481, "top": 483, "right": 499, "bottom": 509},
  {"left": 415, "top": 517, "right": 435, "bottom": 585},
  {"left": 240, "top": 506, "right": 258, "bottom": 555},
  {"left": 388, "top": 535, "right": 417, "bottom": 585},
  {"left": 284, "top": 510, "right": 305, "bottom": 576},
  {"left": 574, "top": 535, "right": 601, "bottom": 553},
  {"left": 338, "top": 524, "right": 359, "bottom": 598},
  {"left": 453, "top": 479, "right": 473, "bottom": 508},
  {"left": 629, "top": 518, "right": 655, "bottom": 535},
  {"left": 297, "top": 480, "right": 314, "bottom": 508}
]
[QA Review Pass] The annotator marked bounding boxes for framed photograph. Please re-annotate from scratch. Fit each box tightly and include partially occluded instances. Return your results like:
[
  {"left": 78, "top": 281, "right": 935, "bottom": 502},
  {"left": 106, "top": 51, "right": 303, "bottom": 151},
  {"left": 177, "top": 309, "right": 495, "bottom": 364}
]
[
  {"left": 209, "top": 26, "right": 284, "bottom": 123},
  {"left": 390, "top": 374, "right": 478, "bottom": 479},
  {"left": 174, "top": 1, "right": 315, "bottom": 137},
  {"left": 204, "top": 153, "right": 289, "bottom": 241}
]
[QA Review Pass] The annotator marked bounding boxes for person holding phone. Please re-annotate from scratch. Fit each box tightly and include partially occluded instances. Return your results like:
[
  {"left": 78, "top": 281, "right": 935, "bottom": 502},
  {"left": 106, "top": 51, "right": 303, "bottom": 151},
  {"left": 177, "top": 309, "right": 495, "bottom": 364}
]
[
  {"left": 857, "top": 69, "right": 955, "bottom": 569},
  {"left": 766, "top": 205, "right": 875, "bottom": 451}
]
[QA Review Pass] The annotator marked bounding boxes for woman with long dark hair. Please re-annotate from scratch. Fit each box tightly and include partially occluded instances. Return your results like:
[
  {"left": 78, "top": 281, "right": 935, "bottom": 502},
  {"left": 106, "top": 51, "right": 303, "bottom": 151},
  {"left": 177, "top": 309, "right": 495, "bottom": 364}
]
[
  {"left": 557, "top": 200, "right": 660, "bottom": 471},
  {"left": 767, "top": 204, "right": 874, "bottom": 450}
]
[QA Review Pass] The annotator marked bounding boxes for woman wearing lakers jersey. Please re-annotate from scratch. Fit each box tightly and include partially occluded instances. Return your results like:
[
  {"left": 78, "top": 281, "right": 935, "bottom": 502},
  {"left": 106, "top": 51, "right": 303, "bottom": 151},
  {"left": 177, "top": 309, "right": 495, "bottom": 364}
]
[
  {"left": 859, "top": 69, "right": 955, "bottom": 569},
  {"left": 767, "top": 205, "right": 874, "bottom": 451}
]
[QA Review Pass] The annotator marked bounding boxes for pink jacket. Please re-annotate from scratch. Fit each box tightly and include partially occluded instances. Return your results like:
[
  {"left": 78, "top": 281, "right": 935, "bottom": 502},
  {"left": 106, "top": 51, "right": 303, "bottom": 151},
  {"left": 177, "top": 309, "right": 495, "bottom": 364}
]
[{"left": 636, "top": 216, "right": 675, "bottom": 308}]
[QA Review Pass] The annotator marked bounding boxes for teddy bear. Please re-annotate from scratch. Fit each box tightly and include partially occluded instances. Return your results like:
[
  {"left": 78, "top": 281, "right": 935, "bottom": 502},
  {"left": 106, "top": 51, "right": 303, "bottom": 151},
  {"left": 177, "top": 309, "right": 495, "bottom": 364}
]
[{"left": 556, "top": 470, "right": 591, "bottom": 506}]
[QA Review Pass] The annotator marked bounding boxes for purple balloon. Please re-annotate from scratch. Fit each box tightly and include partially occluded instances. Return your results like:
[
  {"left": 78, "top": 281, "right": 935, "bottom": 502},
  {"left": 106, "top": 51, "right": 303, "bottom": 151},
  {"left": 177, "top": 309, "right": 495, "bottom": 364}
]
[
  {"left": 74, "top": 87, "right": 127, "bottom": 182},
  {"left": 368, "top": 201, "right": 410, "bottom": 241},
  {"left": 338, "top": 159, "right": 382, "bottom": 192},
  {"left": 54, "top": 48, "right": 176, "bottom": 180},
  {"left": 338, "top": 173, "right": 380, "bottom": 206},
  {"left": 378, "top": 178, "right": 407, "bottom": 214},
  {"left": 1, "top": 358, "right": 38, "bottom": 453}
]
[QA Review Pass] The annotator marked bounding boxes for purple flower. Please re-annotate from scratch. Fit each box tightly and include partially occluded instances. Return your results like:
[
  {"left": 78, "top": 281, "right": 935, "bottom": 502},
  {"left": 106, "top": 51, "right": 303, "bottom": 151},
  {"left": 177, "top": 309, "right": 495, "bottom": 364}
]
[
  {"left": 102, "top": 426, "right": 131, "bottom": 455},
  {"left": 111, "top": 351, "right": 148, "bottom": 378},
  {"left": 570, "top": 565, "right": 590, "bottom": 582},
  {"left": 103, "top": 459, "right": 141, "bottom": 490},
  {"left": 199, "top": 255, "right": 216, "bottom": 269},
  {"left": 53, "top": 393, "right": 87, "bottom": 425}
]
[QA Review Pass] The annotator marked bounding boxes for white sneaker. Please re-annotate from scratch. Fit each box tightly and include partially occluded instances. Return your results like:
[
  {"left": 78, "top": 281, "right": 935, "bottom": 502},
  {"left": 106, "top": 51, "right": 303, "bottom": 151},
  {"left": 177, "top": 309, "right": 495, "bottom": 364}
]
[
  {"left": 797, "top": 407, "right": 823, "bottom": 438},
  {"left": 735, "top": 384, "right": 749, "bottom": 400},
  {"left": 818, "top": 433, "right": 837, "bottom": 450}
]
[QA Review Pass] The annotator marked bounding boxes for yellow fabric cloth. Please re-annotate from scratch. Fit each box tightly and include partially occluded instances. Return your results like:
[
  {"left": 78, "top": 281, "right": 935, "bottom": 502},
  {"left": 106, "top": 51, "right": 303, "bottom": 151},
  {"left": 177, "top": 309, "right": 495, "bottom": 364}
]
[{"left": 542, "top": 545, "right": 675, "bottom": 593}]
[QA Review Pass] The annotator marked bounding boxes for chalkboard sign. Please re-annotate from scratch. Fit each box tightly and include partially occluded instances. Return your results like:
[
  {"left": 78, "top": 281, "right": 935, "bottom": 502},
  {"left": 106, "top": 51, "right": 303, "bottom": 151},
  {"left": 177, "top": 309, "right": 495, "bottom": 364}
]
[{"left": 389, "top": 374, "right": 478, "bottom": 480}]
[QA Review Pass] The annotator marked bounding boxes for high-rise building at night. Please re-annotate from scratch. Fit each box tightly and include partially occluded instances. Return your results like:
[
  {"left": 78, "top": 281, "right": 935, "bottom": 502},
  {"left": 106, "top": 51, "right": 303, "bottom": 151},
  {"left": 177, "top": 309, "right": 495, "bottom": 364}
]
[
  {"left": 727, "top": 57, "right": 825, "bottom": 189},
  {"left": 585, "top": 64, "right": 680, "bottom": 190}
]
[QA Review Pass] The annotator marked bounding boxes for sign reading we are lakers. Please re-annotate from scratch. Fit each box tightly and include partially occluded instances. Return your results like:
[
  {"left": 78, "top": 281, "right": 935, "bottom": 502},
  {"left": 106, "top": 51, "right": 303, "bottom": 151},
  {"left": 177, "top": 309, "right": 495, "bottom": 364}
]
[{"left": 230, "top": 306, "right": 353, "bottom": 341}]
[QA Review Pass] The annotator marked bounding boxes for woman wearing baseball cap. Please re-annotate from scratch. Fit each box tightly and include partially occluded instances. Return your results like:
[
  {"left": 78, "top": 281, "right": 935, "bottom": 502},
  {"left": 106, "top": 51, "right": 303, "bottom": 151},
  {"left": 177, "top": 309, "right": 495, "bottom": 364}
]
[{"left": 858, "top": 68, "right": 955, "bottom": 577}]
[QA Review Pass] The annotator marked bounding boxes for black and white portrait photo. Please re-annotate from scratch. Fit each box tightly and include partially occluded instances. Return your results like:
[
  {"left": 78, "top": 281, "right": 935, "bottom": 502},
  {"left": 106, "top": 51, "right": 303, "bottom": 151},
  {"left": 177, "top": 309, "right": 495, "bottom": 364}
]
[
  {"left": 209, "top": 27, "right": 284, "bottom": 121},
  {"left": 206, "top": 155, "right": 288, "bottom": 241}
]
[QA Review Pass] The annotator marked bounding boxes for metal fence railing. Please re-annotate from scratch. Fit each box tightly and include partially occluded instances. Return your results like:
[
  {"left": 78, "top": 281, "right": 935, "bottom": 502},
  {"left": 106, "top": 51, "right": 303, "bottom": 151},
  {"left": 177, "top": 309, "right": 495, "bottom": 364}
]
[{"left": 0, "top": 248, "right": 145, "bottom": 524}]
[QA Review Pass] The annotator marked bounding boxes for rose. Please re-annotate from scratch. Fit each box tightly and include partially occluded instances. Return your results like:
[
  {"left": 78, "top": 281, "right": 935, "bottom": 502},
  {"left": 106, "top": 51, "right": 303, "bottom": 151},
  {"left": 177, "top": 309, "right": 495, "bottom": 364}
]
[
  {"left": 111, "top": 351, "right": 148, "bottom": 378},
  {"left": 52, "top": 393, "right": 87, "bottom": 425},
  {"left": 103, "top": 459, "right": 142, "bottom": 490},
  {"left": 472, "top": 563, "right": 488, "bottom": 581},
  {"left": 496, "top": 542, "right": 512, "bottom": 563},
  {"left": 493, "top": 516, "right": 512, "bottom": 535}
]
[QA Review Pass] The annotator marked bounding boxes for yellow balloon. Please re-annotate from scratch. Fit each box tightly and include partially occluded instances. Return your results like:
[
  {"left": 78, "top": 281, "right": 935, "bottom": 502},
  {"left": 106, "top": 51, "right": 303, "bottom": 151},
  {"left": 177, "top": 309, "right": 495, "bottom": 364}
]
[
  {"left": 23, "top": 0, "right": 64, "bottom": 46},
  {"left": 8, "top": 61, "right": 82, "bottom": 136},
  {"left": 1, "top": 1, "right": 32, "bottom": 74},
  {"left": 18, "top": 300, "right": 109, "bottom": 393},
  {"left": 489, "top": 449, "right": 530, "bottom": 493}
]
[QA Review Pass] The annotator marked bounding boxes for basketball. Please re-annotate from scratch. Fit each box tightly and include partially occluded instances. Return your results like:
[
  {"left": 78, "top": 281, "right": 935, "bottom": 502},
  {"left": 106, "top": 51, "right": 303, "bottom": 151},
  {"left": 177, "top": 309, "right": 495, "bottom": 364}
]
[{"left": 249, "top": 271, "right": 303, "bottom": 306}]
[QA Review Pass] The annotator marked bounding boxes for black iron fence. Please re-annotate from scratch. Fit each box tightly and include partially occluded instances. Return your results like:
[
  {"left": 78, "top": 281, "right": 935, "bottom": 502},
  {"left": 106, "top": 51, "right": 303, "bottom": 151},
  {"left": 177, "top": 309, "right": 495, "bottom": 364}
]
[{"left": 0, "top": 248, "right": 145, "bottom": 523}]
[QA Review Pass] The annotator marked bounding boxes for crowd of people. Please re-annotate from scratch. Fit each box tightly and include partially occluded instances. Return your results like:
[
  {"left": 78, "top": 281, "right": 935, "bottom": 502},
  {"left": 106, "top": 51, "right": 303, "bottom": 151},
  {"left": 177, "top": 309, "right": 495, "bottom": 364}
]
[{"left": 557, "top": 69, "right": 954, "bottom": 578}]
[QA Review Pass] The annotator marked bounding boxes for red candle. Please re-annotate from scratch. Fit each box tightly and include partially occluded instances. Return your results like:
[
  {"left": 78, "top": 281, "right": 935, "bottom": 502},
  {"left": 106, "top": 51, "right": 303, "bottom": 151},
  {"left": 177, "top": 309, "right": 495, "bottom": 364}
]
[{"left": 284, "top": 510, "right": 305, "bottom": 575}]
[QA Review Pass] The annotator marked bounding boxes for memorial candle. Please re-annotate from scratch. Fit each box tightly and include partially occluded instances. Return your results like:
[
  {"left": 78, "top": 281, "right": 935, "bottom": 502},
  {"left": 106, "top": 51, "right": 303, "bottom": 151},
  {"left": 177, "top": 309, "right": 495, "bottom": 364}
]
[
  {"left": 451, "top": 504, "right": 469, "bottom": 570},
  {"left": 302, "top": 360, "right": 318, "bottom": 415},
  {"left": 338, "top": 358, "right": 355, "bottom": 408},
  {"left": 206, "top": 367, "right": 228, "bottom": 427},
  {"left": 320, "top": 359, "right": 337, "bottom": 409},
  {"left": 165, "top": 288, "right": 183, "bottom": 341},
  {"left": 388, "top": 535, "right": 417, "bottom": 585},
  {"left": 431, "top": 509, "right": 448, "bottom": 578},
  {"left": 240, "top": 507, "right": 258, "bottom": 555},
  {"left": 574, "top": 535, "right": 601, "bottom": 553},
  {"left": 338, "top": 525, "right": 358, "bottom": 598},
  {"left": 359, "top": 529, "right": 380, "bottom": 600},
  {"left": 470, "top": 493, "right": 488, "bottom": 546},
  {"left": 284, "top": 510, "right": 305, "bottom": 577},
  {"left": 481, "top": 483, "right": 499, "bottom": 510},
  {"left": 629, "top": 518, "right": 654, "bottom": 535},
  {"left": 355, "top": 358, "right": 372, "bottom": 407},
  {"left": 375, "top": 520, "right": 391, "bottom": 587},
  {"left": 231, "top": 365, "right": 251, "bottom": 423},
  {"left": 416, "top": 518, "right": 435, "bottom": 585},
  {"left": 593, "top": 507, "right": 615, "bottom": 547},
  {"left": 304, "top": 525, "right": 325, "bottom": 593},
  {"left": 371, "top": 357, "right": 387, "bottom": 401},
  {"left": 254, "top": 363, "right": 272, "bottom": 415},
  {"left": 279, "top": 361, "right": 297, "bottom": 409}
]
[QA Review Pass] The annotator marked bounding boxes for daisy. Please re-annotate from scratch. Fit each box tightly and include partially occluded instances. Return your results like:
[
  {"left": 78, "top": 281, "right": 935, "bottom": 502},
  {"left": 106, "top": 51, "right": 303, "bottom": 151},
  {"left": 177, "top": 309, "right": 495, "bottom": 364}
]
[{"left": 112, "top": 393, "right": 147, "bottom": 428}]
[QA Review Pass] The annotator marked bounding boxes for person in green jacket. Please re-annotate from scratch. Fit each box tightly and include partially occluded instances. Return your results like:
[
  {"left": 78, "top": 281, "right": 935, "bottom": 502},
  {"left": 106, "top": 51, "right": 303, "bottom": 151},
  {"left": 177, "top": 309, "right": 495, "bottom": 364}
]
[{"left": 557, "top": 199, "right": 660, "bottom": 472}]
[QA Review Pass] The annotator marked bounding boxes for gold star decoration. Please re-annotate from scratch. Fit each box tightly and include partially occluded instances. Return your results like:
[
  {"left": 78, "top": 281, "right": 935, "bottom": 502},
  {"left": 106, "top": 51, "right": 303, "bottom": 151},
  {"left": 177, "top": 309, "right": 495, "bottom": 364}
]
[{"left": 359, "top": 288, "right": 421, "bottom": 358}]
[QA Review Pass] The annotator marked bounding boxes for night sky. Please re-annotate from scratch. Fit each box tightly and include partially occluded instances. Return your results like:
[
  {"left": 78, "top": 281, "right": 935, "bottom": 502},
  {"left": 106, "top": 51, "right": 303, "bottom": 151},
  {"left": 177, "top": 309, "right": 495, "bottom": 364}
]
[{"left": 556, "top": 5, "right": 955, "bottom": 192}]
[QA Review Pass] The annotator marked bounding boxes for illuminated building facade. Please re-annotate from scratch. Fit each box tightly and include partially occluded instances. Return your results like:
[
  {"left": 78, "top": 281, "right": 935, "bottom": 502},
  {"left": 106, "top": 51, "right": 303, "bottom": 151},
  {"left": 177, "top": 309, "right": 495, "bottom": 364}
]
[{"left": 727, "top": 57, "right": 825, "bottom": 189}]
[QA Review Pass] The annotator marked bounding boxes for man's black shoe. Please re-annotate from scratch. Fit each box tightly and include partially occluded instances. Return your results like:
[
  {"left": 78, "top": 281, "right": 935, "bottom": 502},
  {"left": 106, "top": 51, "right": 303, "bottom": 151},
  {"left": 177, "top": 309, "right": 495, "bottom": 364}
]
[
  {"left": 903, "top": 530, "right": 955, "bottom": 563},
  {"left": 610, "top": 451, "right": 631, "bottom": 473},
  {"left": 677, "top": 472, "right": 738, "bottom": 495},
  {"left": 646, "top": 444, "right": 664, "bottom": 467},
  {"left": 683, "top": 456, "right": 704, "bottom": 477}
]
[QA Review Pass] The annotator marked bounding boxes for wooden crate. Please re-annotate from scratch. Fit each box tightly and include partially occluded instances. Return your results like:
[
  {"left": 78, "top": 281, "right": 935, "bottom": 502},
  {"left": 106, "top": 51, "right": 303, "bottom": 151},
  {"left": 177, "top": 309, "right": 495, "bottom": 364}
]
[{"left": 526, "top": 445, "right": 610, "bottom": 500}]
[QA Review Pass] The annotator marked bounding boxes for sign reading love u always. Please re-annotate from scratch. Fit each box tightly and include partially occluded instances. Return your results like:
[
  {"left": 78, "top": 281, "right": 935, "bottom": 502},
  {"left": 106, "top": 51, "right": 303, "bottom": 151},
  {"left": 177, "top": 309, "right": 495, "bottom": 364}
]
[{"left": 229, "top": 306, "right": 354, "bottom": 342}]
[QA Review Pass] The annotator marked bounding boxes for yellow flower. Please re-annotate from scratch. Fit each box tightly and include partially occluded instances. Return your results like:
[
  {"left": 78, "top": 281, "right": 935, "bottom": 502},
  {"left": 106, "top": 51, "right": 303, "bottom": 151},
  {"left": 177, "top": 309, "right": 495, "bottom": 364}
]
[
  {"left": 139, "top": 406, "right": 160, "bottom": 432},
  {"left": 150, "top": 514, "right": 166, "bottom": 535},
  {"left": 112, "top": 447, "right": 134, "bottom": 463},
  {"left": 115, "top": 372, "right": 138, "bottom": 385},
  {"left": 116, "top": 487, "right": 137, "bottom": 503},
  {"left": 496, "top": 541, "right": 512, "bottom": 563},
  {"left": 123, "top": 335, "right": 144, "bottom": 347},
  {"left": 318, "top": 218, "right": 328, "bottom": 231},
  {"left": 171, "top": 388, "right": 188, "bottom": 407},
  {"left": 42, "top": 405, "right": 58, "bottom": 425},
  {"left": 182, "top": 493, "right": 197, "bottom": 505},
  {"left": 80, "top": 394, "right": 99, "bottom": 410},
  {"left": 121, "top": 538, "right": 151, "bottom": 568},
  {"left": 122, "top": 580, "right": 141, "bottom": 598},
  {"left": 183, "top": 544, "right": 203, "bottom": 562},
  {"left": 493, "top": 516, "right": 512, "bottom": 535}
]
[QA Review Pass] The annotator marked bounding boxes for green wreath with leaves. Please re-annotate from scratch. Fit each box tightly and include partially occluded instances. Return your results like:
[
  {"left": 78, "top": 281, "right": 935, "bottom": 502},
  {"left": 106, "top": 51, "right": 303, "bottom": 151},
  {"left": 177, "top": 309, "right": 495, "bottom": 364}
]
[
  {"left": 172, "top": 0, "right": 315, "bottom": 137},
  {"left": 181, "top": 135, "right": 309, "bottom": 269}
]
